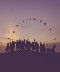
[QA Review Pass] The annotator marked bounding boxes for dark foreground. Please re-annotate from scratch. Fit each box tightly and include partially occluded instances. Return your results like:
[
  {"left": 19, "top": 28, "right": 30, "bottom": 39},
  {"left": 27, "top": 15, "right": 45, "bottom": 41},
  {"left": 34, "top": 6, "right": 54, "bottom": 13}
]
[{"left": 0, "top": 51, "right": 60, "bottom": 72}]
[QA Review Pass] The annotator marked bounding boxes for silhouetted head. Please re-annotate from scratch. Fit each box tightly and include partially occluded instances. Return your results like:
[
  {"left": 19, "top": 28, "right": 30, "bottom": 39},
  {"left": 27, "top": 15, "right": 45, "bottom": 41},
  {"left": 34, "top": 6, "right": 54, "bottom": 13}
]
[
  {"left": 46, "top": 44, "right": 48, "bottom": 46},
  {"left": 19, "top": 38, "right": 21, "bottom": 41},
  {"left": 10, "top": 42, "right": 12, "bottom": 44},
  {"left": 29, "top": 41, "right": 30, "bottom": 43},
  {"left": 16, "top": 40, "right": 18, "bottom": 42},
  {"left": 34, "top": 39, "right": 35, "bottom": 42},
  {"left": 40, "top": 42, "right": 42, "bottom": 44},
  {"left": 44, "top": 43, "right": 45, "bottom": 45}
]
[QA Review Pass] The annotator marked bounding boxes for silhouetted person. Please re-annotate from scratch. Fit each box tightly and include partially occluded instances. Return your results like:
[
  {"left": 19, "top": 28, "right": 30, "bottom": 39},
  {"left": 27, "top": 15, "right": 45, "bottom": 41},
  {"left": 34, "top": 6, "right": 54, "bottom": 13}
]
[
  {"left": 35, "top": 42, "right": 39, "bottom": 52},
  {"left": 28, "top": 41, "right": 31, "bottom": 51},
  {"left": 16, "top": 40, "right": 19, "bottom": 50},
  {"left": 23, "top": 39, "right": 26, "bottom": 50},
  {"left": 18, "top": 39, "right": 22, "bottom": 50},
  {"left": 10, "top": 42, "right": 12, "bottom": 52},
  {"left": 26, "top": 39, "right": 31, "bottom": 51},
  {"left": 21, "top": 40, "right": 24, "bottom": 50},
  {"left": 32, "top": 39, "right": 36, "bottom": 51},
  {"left": 43, "top": 43, "right": 46, "bottom": 54},
  {"left": 47, "top": 47, "right": 51, "bottom": 54},
  {"left": 10, "top": 41, "right": 15, "bottom": 53},
  {"left": 51, "top": 43, "right": 56, "bottom": 54},
  {"left": 40, "top": 42, "right": 46, "bottom": 54},
  {"left": 5, "top": 42, "right": 10, "bottom": 53},
  {"left": 40, "top": 42, "right": 43, "bottom": 54}
]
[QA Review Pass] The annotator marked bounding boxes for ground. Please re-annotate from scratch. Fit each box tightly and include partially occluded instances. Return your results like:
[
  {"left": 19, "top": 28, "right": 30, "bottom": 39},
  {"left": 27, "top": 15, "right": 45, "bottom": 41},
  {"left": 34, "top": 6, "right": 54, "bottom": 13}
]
[{"left": 0, "top": 50, "right": 60, "bottom": 72}]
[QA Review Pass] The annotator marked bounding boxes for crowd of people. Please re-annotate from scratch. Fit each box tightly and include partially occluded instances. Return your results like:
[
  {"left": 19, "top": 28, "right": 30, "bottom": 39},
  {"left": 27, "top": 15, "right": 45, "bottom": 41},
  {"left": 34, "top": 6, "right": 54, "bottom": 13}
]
[{"left": 5, "top": 39, "right": 56, "bottom": 54}]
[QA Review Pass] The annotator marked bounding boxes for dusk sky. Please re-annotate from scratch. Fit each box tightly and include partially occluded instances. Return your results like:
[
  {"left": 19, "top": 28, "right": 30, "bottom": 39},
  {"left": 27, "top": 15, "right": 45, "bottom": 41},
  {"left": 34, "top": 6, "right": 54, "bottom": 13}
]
[{"left": 0, "top": 0, "right": 60, "bottom": 52}]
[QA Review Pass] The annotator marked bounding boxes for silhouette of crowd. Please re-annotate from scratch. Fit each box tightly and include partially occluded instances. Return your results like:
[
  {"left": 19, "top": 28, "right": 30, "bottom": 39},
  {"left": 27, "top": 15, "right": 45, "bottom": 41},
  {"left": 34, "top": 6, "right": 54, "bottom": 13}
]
[{"left": 5, "top": 39, "right": 56, "bottom": 54}]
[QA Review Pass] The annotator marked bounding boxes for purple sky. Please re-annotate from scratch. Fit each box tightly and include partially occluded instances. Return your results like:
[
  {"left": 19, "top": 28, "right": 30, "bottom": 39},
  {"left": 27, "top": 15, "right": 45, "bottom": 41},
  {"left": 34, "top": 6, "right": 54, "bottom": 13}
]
[{"left": 0, "top": 0, "right": 60, "bottom": 52}]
